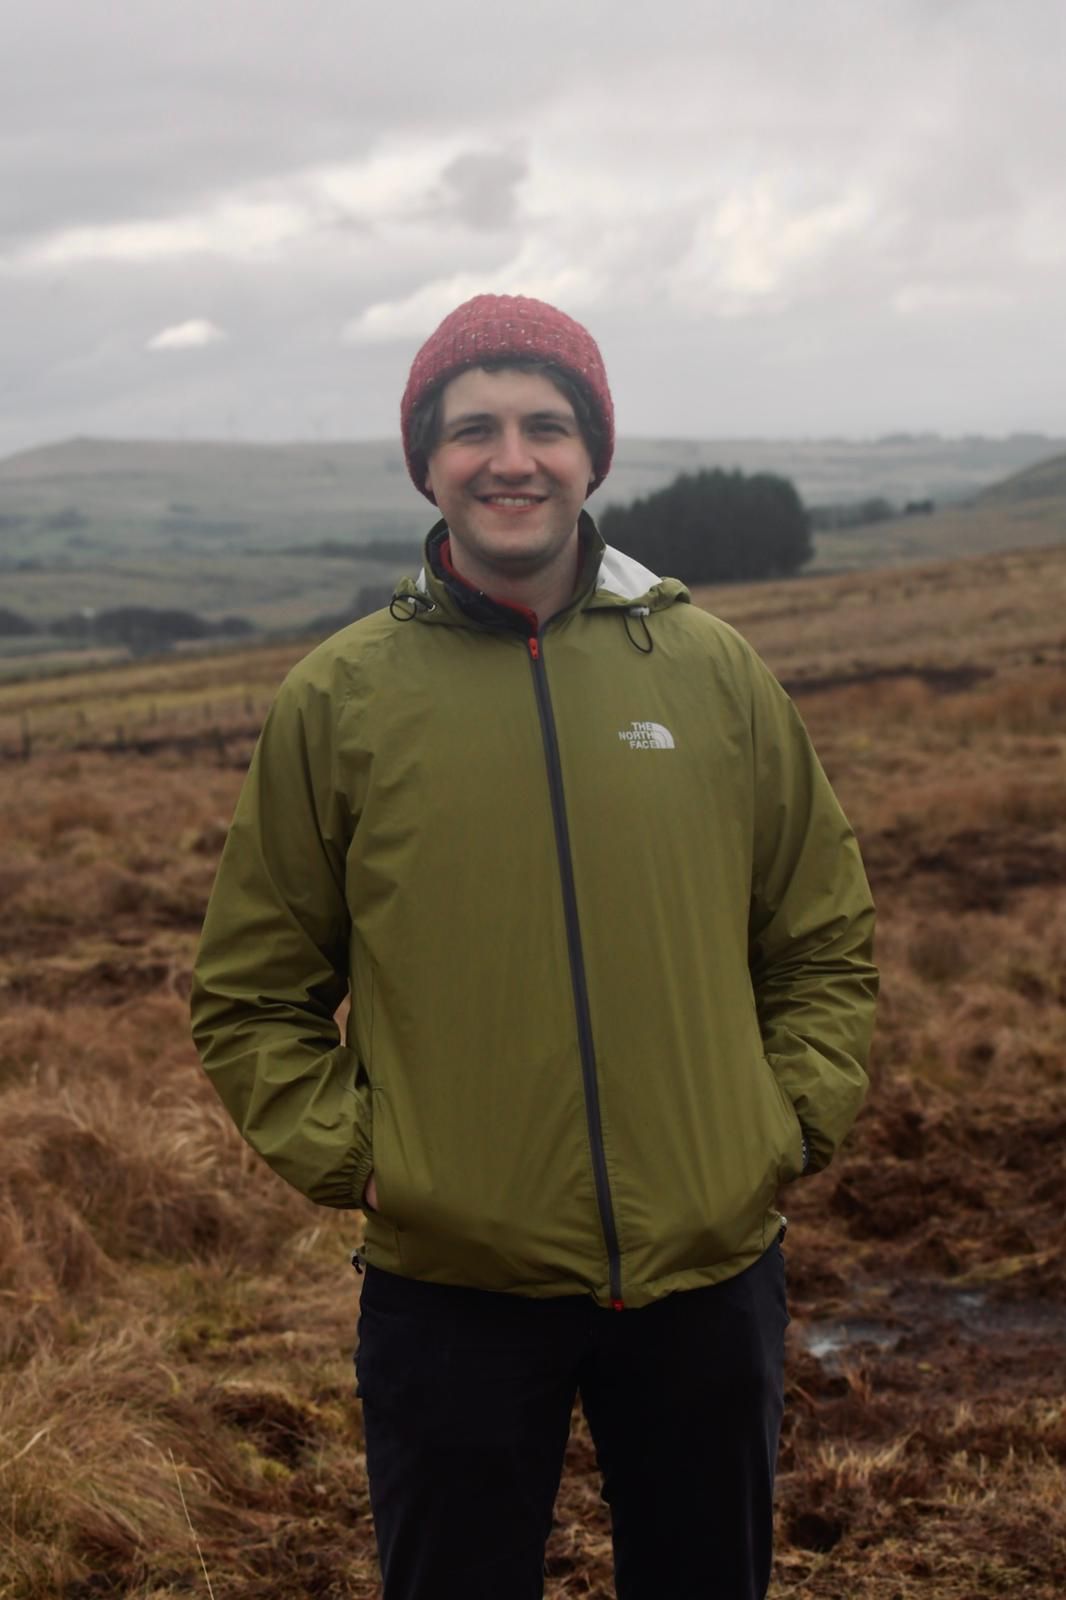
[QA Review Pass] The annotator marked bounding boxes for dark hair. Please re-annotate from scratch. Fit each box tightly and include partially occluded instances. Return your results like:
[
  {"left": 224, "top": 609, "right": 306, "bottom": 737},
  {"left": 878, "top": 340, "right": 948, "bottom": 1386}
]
[{"left": 407, "top": 356, "right": 605, "bottom": 479}]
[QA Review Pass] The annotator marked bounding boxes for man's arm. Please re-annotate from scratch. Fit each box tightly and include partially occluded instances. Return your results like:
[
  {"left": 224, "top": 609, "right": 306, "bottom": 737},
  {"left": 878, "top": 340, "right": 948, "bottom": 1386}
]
[
  {"left": 190, "top": 669, "right": 374, "bottom": 1209},
  {"left": 746, "top": 651, "right": 878, "bottom": 1175}
]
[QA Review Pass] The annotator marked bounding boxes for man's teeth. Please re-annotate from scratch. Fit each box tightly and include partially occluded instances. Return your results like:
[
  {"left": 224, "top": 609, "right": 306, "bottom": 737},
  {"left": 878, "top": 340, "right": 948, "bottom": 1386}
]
[{"left": 485, "top": 496, "right": 540, "bottom": 506}]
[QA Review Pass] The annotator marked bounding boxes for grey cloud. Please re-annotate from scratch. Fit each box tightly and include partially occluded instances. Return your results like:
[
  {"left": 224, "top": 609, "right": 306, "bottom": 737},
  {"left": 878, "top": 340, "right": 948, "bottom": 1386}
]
[
  {"left": 433, "top": 149, "right": 529, "bottom": 232},
  {"left": 0, "top": 1, "right": 597, "bottom": 254},
  {"left": 2, "top": 0, "right": 1065, "bottom": 453}
]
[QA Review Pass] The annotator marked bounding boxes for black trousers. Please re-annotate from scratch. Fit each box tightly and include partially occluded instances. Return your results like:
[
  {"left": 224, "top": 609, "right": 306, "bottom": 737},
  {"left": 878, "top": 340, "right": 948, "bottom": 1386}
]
[{"left": 355, "top": 1242, "right": 787, "bottom": 1600}]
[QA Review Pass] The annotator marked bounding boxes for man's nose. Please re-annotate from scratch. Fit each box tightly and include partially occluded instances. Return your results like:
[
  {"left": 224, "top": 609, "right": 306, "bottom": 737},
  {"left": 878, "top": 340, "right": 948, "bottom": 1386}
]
[{"left": 488, "top": 424, "right": 535, "bottom": 477}]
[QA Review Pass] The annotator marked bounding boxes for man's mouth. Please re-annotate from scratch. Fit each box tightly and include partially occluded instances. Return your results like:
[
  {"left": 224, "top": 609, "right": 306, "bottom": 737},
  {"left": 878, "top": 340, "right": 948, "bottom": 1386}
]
[{"left": 477, "top": 494, "right": 547, "bottom": 508}]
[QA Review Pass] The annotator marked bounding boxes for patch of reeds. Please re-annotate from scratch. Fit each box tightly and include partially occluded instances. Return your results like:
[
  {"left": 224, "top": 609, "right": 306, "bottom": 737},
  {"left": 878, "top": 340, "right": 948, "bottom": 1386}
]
[
  {"left": 2, "top": 1329, "right": 240, "bottom": 1592},
  {"left": 0, "top": 995, "right": 320, "bottom": 1363}
]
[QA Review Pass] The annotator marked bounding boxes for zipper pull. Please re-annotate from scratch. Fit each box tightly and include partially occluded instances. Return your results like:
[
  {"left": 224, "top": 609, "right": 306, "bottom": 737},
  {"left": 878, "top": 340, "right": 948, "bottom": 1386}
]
[
  {"left": 528, "top": 637, "right": 540, "bottom": 661},
  {"left": 611, "top": 1297, "right": 625, "bottom": 1312}
]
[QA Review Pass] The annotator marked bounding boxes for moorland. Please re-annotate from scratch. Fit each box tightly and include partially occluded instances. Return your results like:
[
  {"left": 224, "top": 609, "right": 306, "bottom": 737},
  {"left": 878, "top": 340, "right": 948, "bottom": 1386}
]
[{"left": 1, "top": 539, "right": 1064, "bottom": 1597}]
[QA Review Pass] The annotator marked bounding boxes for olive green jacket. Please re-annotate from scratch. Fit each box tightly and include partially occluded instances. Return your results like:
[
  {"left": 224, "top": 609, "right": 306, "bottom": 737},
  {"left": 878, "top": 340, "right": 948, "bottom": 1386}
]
[{"left": 190, "top": 518, "right": 877, "bottom": 1308}]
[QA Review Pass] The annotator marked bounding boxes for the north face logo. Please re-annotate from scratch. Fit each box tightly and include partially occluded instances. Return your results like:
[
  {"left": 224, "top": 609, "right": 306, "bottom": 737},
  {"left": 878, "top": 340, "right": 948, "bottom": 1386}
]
[{"left": 618, "top": 721, "right": 676, "bottom": 750}]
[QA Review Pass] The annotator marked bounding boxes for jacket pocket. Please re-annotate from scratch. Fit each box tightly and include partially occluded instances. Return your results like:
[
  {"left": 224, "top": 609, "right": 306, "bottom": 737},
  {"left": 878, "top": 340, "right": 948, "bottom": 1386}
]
[
  {"left": 367, "top": 1084, "right": 397, "bottom": 1220},
  {"left": 761, "top": 1056, "right": 805, "bottom": 1186},
  {"left": 361, "top": 1087, "right": 405, "bottom": 1274}
]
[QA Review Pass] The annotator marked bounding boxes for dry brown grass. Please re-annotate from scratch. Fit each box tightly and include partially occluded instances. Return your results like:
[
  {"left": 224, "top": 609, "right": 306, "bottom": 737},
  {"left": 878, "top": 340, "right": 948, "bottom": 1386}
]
[
  {"left": 1, "top": 541, "right": 1065, "bottom": 1597},
  {"left": 695, "top": 540, "right": 1066, "bottom": 685},
  {"left": 0, "top": 994, "right": 319, "bottom": 1361}
]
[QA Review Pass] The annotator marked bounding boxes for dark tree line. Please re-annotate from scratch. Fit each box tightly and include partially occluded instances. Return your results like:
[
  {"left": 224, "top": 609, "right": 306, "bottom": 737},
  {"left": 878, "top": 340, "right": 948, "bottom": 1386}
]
[
  {"left": 807, "top": 495, "right": 936, "bottom": 532},
  {"left": 0, "top": 607, "right": 37, "bottom": 636},
  {"left": 54, "top": 607, "right": 254, "bottom": 655},
  {"left": 600, "top": 468, "right": 812, "bottom": 584},
  {"left": 807, "top": 496, "right": 896, "bottom": 532}
]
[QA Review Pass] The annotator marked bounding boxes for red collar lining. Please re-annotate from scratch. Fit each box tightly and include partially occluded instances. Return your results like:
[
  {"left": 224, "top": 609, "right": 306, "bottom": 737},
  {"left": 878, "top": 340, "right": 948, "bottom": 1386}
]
[{"left": 439, "top": 537, "right": 540, "bottom": 632}]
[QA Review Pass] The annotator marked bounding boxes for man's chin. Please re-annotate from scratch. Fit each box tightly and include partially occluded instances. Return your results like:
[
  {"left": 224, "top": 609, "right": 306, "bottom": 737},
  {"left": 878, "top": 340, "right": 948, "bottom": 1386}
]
[
  {"left": 474, "top": 545, "right": 552, "bottom": 578},
  {"left": 482, "top": 524, "right": 578, "bottom": 560},
  {"left": 444, "top": 514, "right": 581, "bottom": 586}
]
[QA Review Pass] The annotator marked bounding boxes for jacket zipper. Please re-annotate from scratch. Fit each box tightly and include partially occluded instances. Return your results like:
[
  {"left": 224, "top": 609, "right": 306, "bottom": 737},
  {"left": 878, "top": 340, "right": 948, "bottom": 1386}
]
[{"left": 527, "top": 634, "right": 625, "bottom": 1310}]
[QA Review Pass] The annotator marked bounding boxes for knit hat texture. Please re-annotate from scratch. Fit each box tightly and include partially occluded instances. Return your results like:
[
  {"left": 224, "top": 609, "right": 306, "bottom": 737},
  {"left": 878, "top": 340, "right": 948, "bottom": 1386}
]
[{"left": 401, "top": 293, "right": 614, "bottom": 501}]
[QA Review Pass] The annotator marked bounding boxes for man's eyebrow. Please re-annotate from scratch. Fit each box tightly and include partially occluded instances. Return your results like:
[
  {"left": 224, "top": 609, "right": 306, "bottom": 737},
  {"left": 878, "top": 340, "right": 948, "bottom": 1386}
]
[
  {"left": 442, "top": 411, "right": 493, "bottom": 428},
  {"left": 443, "top": 408, "right": 577, "bottom": 428}
]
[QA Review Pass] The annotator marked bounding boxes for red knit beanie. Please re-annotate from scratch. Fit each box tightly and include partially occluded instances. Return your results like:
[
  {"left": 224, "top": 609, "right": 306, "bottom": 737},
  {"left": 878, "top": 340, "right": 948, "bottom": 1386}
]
[{"left": 401, "top": 293, "right": 615, "bottom": 501}]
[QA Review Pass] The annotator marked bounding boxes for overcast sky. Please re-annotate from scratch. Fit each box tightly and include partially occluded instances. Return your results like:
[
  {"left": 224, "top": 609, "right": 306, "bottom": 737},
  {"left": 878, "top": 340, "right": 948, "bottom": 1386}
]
[{"left": 2, "top": 0, "right": 1065, "bottom": 457}]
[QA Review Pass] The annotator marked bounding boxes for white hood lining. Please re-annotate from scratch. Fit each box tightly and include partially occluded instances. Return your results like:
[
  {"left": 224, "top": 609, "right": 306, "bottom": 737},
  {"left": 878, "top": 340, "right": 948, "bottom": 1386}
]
[
  {"left": 414, "top": 541, "right": 661, "bottom": 604},
  {"left": 596, "top": 544, "right": 662, "bottom": 601}
]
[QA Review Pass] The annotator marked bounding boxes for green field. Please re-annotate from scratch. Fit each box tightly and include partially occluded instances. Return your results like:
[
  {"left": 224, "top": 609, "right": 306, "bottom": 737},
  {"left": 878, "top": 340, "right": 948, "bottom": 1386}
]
[{"left": 0, "top": 550, "right": 409, "bottom": 631}]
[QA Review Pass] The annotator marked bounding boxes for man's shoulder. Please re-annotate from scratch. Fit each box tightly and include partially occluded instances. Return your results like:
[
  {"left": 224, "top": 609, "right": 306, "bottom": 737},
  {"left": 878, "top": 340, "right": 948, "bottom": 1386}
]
[
  {"left": 263, "top": 606, "right": 407, "bottom": 725},
  {"left": 659, "top": 597, "right": 764, "bottom": 668},
  {"left": 650, "top": 602, "right": 793, "bottom": 727},
  {"left": 283, "top": 605, "right": 400, "bottom": 689}
]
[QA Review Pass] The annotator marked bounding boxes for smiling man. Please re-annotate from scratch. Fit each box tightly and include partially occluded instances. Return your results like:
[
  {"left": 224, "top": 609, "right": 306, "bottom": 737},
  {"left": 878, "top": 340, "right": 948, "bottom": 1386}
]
[
  {"left": 413, "top": 363, "right": 594, "bottom": 610},
  {"left": 191, "top": 294, "right": 878, "bottom": 1599}
]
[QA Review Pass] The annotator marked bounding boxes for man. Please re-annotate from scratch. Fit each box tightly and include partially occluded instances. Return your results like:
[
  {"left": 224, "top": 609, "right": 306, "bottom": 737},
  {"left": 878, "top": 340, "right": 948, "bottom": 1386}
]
[{"left": 191, "top": 294, "right": 878, "bottom": 1599}]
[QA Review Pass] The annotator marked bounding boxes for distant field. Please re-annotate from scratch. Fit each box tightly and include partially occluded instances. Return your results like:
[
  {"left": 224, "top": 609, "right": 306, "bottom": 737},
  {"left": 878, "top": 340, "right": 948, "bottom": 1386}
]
[
  {"left": 2, "top": 541, "right": 1063, "bottom": 1597},
  {"left": 3, "top": 539, "right": 1066, "bottom": 749},
  {"left": 818, "top": 484, "right": 1066, "bottom": 572},
  {"left": 4, "top": 434, "right": 1062, "bottom": 563},
  {"left": 0, "top": 549, "right": 408, "bottom": 634},
  {"left": 3, "top": 433, "right": 1066, "bottom": 648},
  {"left": 9, "top": 505, "right": 1066, "bottom": 652}
]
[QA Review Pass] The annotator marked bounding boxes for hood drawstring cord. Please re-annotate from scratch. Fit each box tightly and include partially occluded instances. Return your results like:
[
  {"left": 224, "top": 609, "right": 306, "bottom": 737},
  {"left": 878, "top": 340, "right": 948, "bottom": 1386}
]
[
  {"left": 392, "top": 588, "right": 652, "bottom": 650},
  {"left": 390, "top": 591, "right": 436, "bottom": 622},
  {"left": 624, "top": 606, "right": 654, "bottom": 654}
]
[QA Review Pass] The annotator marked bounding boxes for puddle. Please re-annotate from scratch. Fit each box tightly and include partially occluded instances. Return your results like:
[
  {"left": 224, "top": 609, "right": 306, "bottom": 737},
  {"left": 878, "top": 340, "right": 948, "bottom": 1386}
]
[
  {"left": 798, "top": 1284, "right": 1063, "bottom": 1372},
  {"left": 799, "top": 1319, "right": 901, "bottom": 1369},
  {"left": 940, "top": 1287, "right": 1065, "bottom": 1338},
  {"left": 952, "top": 1291, "right": 986, "bottom": 1314}
]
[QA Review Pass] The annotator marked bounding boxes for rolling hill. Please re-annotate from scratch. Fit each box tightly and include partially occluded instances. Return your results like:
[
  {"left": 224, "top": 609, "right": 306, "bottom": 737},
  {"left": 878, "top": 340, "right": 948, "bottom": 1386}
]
[
  {"left": 825, "top": 449, "right": 1066, "bottom": 570},
  {"left": 3, "top": 432, "right": 1066, "bottom": 649},
  {"left": 976, "top": 450, "right": 1066, "bottom": 505},
  {"left": 2, "top": 431, "right": 1062, "bottom": 562}
]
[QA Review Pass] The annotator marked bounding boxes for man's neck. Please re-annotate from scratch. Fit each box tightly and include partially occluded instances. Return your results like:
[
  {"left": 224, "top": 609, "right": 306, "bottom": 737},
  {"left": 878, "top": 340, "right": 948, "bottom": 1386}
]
[{"left": 444, "top": 537, "right": 582, "bottom": 625}]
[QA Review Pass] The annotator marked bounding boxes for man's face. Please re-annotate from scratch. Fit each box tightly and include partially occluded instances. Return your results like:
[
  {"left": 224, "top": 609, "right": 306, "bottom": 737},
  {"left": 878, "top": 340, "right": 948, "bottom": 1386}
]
[{"left": 423, "top": 366, "right": 594, "bottom": 588}]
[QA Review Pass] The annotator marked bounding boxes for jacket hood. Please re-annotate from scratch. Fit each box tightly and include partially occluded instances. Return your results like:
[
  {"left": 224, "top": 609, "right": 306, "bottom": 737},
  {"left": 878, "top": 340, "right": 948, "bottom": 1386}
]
[{"left": 390, "top": 511, "right": 689, "bottom": 628}]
